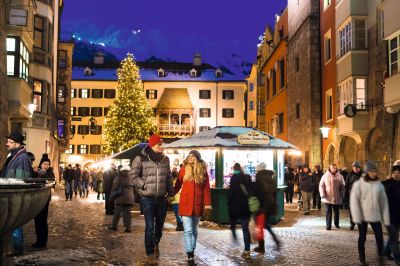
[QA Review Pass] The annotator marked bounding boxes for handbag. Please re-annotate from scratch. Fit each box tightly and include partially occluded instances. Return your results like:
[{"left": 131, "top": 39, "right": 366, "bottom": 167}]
[
  {"left": 255, "top": 213, "right": 266, "bottom": 241},
  {"left": 240, "top": 184, "right": 260, "bottom": 213},
  {"left": 110, "top": 185, "right": 123, "bottom": 201}
]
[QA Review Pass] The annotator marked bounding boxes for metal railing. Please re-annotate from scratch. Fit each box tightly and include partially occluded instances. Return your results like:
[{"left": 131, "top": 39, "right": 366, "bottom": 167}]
[{"left": 158, "top": 124, "right": 192, "bottom": 133}]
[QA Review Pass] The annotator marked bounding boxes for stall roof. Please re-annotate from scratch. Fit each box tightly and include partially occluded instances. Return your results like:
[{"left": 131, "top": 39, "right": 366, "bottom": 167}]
[
  {"left": 112, "top": 143, "right": 147, "bottom": 160},
  {"left": 163, "top": 126, "right": 299, "bottom": 149}
]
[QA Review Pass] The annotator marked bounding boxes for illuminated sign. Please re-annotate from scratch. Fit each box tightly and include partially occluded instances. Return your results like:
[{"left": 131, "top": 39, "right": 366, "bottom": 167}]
[
  {"left": 238, "top": 130, "right": 270, "bottom": 145},
  {"left": 9, "top": 9, "right": 28, "bottom": 26}
]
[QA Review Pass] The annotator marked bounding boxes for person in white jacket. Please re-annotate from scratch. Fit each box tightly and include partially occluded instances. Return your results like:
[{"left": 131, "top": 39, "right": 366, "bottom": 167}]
[{"left": 350, "top": 160, "right": 390, "bottom": 266}]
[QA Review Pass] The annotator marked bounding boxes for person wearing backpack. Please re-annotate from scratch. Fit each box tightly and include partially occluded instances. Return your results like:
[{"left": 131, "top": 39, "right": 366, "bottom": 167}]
[
  {"left": 228, "top": 163, "right": 253, "bottom": 259},
  {"left": 253, "top": 162, "right": 281, "bottom": 253}
]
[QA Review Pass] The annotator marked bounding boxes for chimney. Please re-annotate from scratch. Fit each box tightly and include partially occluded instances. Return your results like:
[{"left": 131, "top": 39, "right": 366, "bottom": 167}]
[
  {"left": 193, "top": 54, "right": 202, "bottom": 66},
  {"left": 94, "top": 52, "right": 104, "bottom": 65}
]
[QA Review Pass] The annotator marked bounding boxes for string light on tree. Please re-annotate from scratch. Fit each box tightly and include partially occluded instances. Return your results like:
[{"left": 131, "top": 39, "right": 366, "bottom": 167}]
[{"left": 102, "top": 53, "right": 156, "bottom": 154}]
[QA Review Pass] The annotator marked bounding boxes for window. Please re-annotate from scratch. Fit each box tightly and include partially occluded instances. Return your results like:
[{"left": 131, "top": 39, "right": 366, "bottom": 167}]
[
  {"left": 78, "top": 125, "right": 90, "bottom": 135},
  {"left": 323, "top": 0, "right": 331, "bottom": 9},
  {"left": 249, "top": 121, "right": 253, "bottom": 128},
  {"left": 249, "top": 83, "right": 254, "bottom": 92},
  {"left": 70, "top": 107, "right": 76, "bottom": 116},
  {"left": 222, "top": 108, "right": 234, "bottom": 118},
  {"left": 356, "top": 78, "right": 366, "bottom": 109},
  {"left": 199, "top": 90, "right": 211, "bottom": 99},
  {"left": 272, "top": 69, "right": 277, "bottom": 96},
  {"left": 104, "top": 89, "right": 116, "bottom": 98},
  {"left": 295, "top": 57, "right": 299, "bottom": 72},
  {"left": 277, "top": 113, "right": 284, "bottom": 134},
  {"left": 104, "top": 107, "right": 110, "bottom": 116},
  {"left": 90, "top": 145, "right": 102, "bottom": 154},
  {"left": 79, "top": 89, "right": 89, "bottom": 98},
  {"left": 354, "top": 20, "right": 366, "bottom": 50},
  {"left": 146, "top": 89, "right": 157, "bottom": 99},
  {"left": 78, "top": 107, "right": 90, "bottom": 116},
  {"left": 199, "top": 126, "right": 211, "bottom": 132},
  {"left": 91, "top": 125, "right": 102, "bottom": 135},
  {"left": 70, "top": 125, "right": 76, "bottom": 135},
  {"left": 199, "top": 108, "right": 211, "bottom": 118},
  {"left": 33, "top": 80, "right": 43, "bottom": 113},
  {"left": 324, "top": 31, "right": 332, "bottom": 62},
  {"left": 326, "top": 90, "right": 333, "bottom": 121},
  {"left": 258, "top": 73, "right": 265, "bottom": 86},
  {"left": 222, "top": 90, "right": 234, "bottom": 100},
  {"left": 266, "top": 77, "right": 270, "bottom": 101},
  {"left": 339, "top": 79, "right": 353, "bottom": 114},
  {"left": 34, "top": 15, "right": 45, "bottom": 49},
  {"left": 58, "top": 50, "right": 67, "bottom": 68},
  {"left": 249, "top": 101, "right": 254, "bottom": 111},
  {"left": 91, "top": 89, "right": 103, "bottom": 99},
  {"left": 190, "top": 69, "right": 197, "bottom": 77},
  {"left": 6, "top": 36, "right": 29, "bottom": 81},
  {"left": 65, "top": 145, "right": 74, "bottom": 154},
  {"left": 78, "top": 144, "right": 88, "bottom": 154},
  {"left": 91, "top": 107, "right": 103, "bottom": 117},
  {"left": 57, "top": 85, "right": 66, "bottom": 103},
  {"left": 296, "top": 103, "right": 300, "bottom": 119},
  {"left": 339, "top": 21, "right": 352, "bottom": 57},
  {"left": 71, "top": 89, "right": 77, "bottom": 98},
  {"left": 389, "top": 34, "right": 400, "bottom": 76},
  {"left": 257, "top": 100, "right": 265, "bottom": 115},
  {"left": 279, "top": 60, "right": 285, "bottom": 88},
  {"left": 158, "top": 68, "right": 165, "bottom": 77}
]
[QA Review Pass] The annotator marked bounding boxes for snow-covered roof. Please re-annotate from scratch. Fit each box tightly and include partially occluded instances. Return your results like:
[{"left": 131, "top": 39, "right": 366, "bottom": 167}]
[
  {"left": 163, "top": 126, "right": 299, "bottom": 150},
  {"left": 72, "top": 68, "right": 245, "bottom": 82}
]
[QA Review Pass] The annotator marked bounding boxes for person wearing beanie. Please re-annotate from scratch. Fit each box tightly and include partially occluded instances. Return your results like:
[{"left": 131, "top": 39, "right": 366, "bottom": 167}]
[
  {"left": 383, "top": 165, "right": 400, "bottom": 264},
  {"left": 350, "top": 160, "right": 390, "bottom": 266},
  {"left": 345, "top": 161, "right": 363, "bottom": 230},
  {"left": 319, "top": 163, "right": 345, "bottom": 230},
  {"left": 299, "top": 164, "right": 314, "bottom": 215},
  {"left": 130, "top": 134, "right": 173, "bottom": 265},
  {"left": 32, "top": 155, "right": 55, "bottom": 249},
  {"left": 174, "top": 150, "right": 211, "bottom": 265},
  {"left": 228, "top": 163, "right": 252, "bottom": 259}
]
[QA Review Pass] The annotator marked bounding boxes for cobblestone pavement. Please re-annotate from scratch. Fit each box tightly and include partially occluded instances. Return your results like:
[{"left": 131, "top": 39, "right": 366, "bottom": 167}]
[{"left": 19, "top": 190, "right": 396, "bottom": 266}]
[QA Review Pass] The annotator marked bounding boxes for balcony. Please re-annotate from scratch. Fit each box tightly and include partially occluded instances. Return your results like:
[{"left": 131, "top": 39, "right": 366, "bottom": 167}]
[
  {"left": 384, "top": 73, "right": 400, "bottom": 110},
  {"left": 337, "top": 111, "right": 369, "bottom": 143},
  {"left": 336, "top": 0, "right": 367, "bottom": 29},
  {"left": 158, "top": 124, "right": 193, "bottom": 136}
]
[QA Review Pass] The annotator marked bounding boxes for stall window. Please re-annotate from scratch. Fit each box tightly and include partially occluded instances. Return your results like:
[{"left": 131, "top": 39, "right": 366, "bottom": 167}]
[
  {"left": 222, "top": 108, "right": 234, "bottom": 118},
  {"left": 33, "top": 80, "right": 43, "bottom": 112}
]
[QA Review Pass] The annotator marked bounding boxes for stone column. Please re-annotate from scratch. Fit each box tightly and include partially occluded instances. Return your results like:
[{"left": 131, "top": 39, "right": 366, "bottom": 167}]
[{"left": 0, "top": 0, "right": 9, "bottom": 163}]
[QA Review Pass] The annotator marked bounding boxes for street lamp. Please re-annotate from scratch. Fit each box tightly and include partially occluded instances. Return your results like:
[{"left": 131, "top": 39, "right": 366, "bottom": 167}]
[{"left": 320, "top": 127, "right": 330, "bottom": 139}]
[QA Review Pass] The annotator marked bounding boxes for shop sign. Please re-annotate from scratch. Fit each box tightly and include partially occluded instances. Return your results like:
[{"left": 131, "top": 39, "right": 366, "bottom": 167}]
[
  {"left": 9, "top": 9, "right": 28, "bottom": 26},
  {"left": 238, "top": 130, "right": 270, "bottom": 145}
]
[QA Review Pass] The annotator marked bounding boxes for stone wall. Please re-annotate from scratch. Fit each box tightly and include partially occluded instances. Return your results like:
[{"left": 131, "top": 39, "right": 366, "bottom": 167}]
[
  {"left": 287, "top": 14, "right": 322, "bottom": 167},
  {"left": 0, "top": 0, "right": 8, "bottom": 163}
]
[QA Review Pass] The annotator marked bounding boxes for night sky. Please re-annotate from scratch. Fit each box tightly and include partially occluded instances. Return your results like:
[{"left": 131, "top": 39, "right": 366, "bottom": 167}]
[{"left": 61, "top": 0, "right": 287, "bottom": 66}]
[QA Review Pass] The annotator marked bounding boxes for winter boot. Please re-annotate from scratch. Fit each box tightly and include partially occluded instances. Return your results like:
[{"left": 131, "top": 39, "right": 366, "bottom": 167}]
[
  {"left": 187, "top": 252, "right": 196, "bottom": 266},
  {"left": 176, "top": 223, "right": 184, "bottom": 231},
  {"left": 253, "top": 240, "right": 265, "bottom": 254},
  {"left": 146, "top": 255, "right": 157, "bottom": 265}
]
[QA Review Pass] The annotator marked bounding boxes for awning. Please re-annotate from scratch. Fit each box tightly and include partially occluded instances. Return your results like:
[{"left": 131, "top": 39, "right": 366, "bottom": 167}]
[
  {"left": 157, "top": 88, "right": 193, "bottom": 109},
  {"left": 112, "top": 143, "right": 147, "bottom": 160}
]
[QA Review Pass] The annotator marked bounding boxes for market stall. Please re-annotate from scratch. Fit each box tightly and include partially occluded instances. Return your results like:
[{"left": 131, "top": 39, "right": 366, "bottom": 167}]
[{"left": 163, "top": 126, "right": 299, "bottom": 224}]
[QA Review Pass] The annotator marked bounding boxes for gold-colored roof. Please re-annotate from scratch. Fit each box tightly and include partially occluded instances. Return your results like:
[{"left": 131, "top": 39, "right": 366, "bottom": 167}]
[{"left": 157, "top": 88, "right": 193, "bottom": 109}]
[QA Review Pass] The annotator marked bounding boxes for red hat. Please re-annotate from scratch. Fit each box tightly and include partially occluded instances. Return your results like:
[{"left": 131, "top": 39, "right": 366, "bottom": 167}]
[{"left": 148, "top": 134, "right": 163, "bottom": 147}]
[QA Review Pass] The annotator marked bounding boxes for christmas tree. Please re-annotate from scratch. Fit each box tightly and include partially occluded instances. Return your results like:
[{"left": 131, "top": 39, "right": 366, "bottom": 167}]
[{"left": 102, "top": 54, "right": 155, "bottom": 154}]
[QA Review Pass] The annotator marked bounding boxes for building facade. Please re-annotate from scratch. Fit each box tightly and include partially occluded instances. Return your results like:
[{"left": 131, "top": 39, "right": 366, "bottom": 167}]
[
  {"left": 64, "top": 56, "right": 246, "bottom": 165},
  {"left": 0, "top": 0, "right": 8, "bottom": 161},
  {"left": 245, "top": 64, "right": 257, "bottom": 128},
  {"left": 287, "top": 0, "right": 322, "bottom": 167}
]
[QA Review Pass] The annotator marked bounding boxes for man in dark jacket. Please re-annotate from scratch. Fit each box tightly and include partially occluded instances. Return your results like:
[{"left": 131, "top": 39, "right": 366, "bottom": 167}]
[
  {"left": 73, "top": 164, "right": 82, "bottom": 197},
  {"left": 312, "top": 165, "right": 323, "bottom": 210},
  {"left": 299, "top": 165, "right": 314, "bottom": 215},
  {"left": 130, "top": 134, "right": 173, "bottom": 265},
  {"left": 0, "top": 132, "right": 32, "bottom": 256},
  {"left": 345, "top": 161, "right": 362, "bottom": 230},
  {"left": 383, "top": 164, "right": 400, "bottom": 265},
  {"left": 104, "top": 164, "right": 118, "bottom": 215},
  {"left": 253, "top": 162, "right": 280, "bottom": 254},
  {"left": 108, "top": 165, "right": 135, "bottom": 232},
  {"left": 284, "top": 167, "right": 294, "bottom": 203},
  {"left": 63, "top": 164, "right": 74, "bottom": 200}
]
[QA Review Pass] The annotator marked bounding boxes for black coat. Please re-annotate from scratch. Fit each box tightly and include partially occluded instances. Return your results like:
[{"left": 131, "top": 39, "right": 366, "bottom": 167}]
[
  {"left": 63, "top": 168, "right": 74, "bottom": 183},
  {"left": 312, "top": 170, "right": 323, "bottom": 191},
  {"left": 255, "top": 170, "right": 277, "bottom": 216},
  {"left": 111, "top": 170, "right": 135, "bottom": 205},
  {"left": 284, "top": 170, "right": 295, "bottom": 188},
  {"left": 345, "top": 171, "right": 362, "bottom": 204},
  {"left": 227, "top": 172, "right": 252, "bottom": 219},
  {"left": 73, "top": 168, "right": 82, "bottom": 182},
  {"left": 103, "top": 168, "right": 118, "bottom": 194},
  {"left": 299, "top": 172, "right": 314, "bottom": 193},
  {"left": 383, "top": 178, "right": 400, "bottom": 225}
]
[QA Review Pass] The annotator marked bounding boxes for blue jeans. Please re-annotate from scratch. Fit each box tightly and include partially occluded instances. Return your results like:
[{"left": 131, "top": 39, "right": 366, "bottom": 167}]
[
  {"left": 230, "top": 217, "right": 250, "bottom": 251},
  {"left": 182, "top": 216, "right": 201, "bottom": 253},
  {"left": 12, "top": 227, "right": 24, "bottom": 252},
  {"left": 172, "top": 204, "right": 183, "bottom": 224},
  {"left": 141, "top": 197, "right": 166, "bottom": 255},
  {"left": 386, "top": 224, "right": 400, "bottom": 264},
  {"left": 82, "top": 181, "right": 89, "bottom": 196}
]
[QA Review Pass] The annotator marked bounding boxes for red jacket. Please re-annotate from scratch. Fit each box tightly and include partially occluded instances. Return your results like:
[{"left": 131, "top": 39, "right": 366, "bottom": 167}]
[{"left": 174, "top": 166, "right": 211, "bottom": 217}]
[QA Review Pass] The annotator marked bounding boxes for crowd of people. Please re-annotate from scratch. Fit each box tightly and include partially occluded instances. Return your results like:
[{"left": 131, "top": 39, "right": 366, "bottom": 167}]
[{"left": 2, "top": 131, "right": 400, "bottom": 266}]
